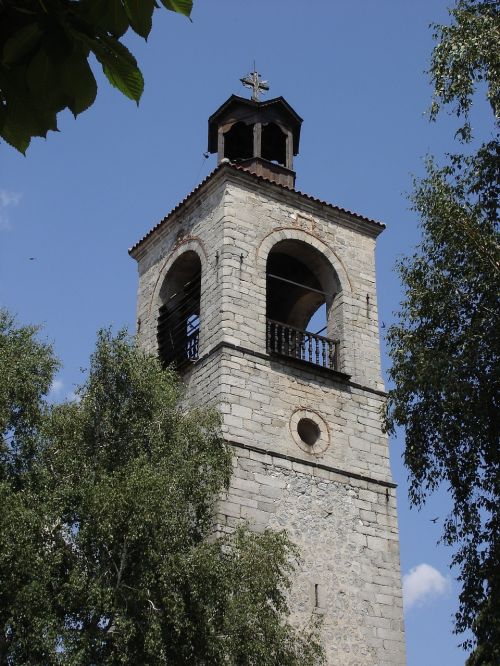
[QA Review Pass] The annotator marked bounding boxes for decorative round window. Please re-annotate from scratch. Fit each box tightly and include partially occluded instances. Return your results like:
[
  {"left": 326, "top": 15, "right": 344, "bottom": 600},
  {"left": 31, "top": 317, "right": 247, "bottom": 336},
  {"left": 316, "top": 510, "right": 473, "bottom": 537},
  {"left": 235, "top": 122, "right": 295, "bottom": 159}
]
[
  {"left": 297, "top": 418, "right": 321, "bottom": 446},
  {"left": 290, "top": 409, "right": 330, "bottom": 455}
]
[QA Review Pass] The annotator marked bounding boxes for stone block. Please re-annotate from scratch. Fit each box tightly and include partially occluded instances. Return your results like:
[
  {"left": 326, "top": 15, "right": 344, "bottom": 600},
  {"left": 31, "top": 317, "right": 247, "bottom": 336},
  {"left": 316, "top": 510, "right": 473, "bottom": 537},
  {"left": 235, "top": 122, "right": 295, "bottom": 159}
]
[{"left": 133, "top": 172, "right": 406, "bottom": 665}]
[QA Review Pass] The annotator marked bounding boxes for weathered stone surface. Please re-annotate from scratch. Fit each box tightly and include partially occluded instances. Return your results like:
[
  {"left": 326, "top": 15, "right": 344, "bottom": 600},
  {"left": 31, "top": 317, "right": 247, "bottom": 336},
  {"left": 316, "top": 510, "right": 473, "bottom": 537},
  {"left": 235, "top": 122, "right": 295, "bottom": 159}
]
[{"left": 131, "top": 167, "right": 406, "bottom": 665}]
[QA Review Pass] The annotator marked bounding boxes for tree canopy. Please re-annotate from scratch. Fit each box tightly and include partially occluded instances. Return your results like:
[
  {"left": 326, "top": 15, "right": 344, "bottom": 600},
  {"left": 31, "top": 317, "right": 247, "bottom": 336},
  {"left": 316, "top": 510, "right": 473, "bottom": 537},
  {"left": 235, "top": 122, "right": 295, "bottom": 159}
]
[
  {"left": 0, "top": 0, "right": 193, "bottom": 154},
  {"left": 0, "top": 312, "right": 323, "bottom": 664},
  {"left": 429, "top": 0, "right": 499, "bottom": 139},
  {"left": 384, "top": 1, "right": 499, "bottom": 662}
]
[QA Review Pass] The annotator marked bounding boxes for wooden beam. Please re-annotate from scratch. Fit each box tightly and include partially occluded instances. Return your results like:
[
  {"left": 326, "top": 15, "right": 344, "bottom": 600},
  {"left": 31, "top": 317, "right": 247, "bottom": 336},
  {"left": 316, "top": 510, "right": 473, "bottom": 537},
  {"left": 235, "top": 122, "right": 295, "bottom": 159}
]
[
  {"left": 268, "top": 272, "right": 328, "bottom": 296},
  {"left": 285, "top": 131, "right": 293, "bottom": 170},
  {"left": 253, "top": 122, "right": 262, "bottom": 158},
  {"left": 217, "top": 128, "right": 224, "bottom": 164}
]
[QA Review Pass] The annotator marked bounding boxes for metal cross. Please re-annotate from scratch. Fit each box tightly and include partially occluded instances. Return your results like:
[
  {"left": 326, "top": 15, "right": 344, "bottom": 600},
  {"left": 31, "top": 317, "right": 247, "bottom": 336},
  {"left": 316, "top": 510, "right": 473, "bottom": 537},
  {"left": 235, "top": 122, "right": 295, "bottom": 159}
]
[{"left": 240, "top": 65, "right": 269, "bottom": 101}]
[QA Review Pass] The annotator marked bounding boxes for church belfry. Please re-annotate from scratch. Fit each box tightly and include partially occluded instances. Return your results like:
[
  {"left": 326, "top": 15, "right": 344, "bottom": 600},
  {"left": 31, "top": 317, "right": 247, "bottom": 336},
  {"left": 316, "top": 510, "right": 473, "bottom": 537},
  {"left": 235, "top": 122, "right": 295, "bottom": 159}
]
[
  {"left": 130, "top": 74, "right": 406, "bottom": 665},
  {"left": 207, "top": 84, "right": 301, "bottom": 188}
]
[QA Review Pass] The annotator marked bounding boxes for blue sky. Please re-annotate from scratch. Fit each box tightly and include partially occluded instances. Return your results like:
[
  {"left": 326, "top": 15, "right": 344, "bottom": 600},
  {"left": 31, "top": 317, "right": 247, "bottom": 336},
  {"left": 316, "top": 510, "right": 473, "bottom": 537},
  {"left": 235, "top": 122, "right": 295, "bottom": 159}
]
[{"left": 1, "top": 1, "right": 492, "bottom": 663}]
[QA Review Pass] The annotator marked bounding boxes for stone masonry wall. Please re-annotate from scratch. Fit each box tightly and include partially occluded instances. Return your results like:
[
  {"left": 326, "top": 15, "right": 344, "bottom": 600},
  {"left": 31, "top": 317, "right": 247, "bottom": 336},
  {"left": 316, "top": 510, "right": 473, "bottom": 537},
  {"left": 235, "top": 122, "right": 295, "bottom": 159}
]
[
  {"left": 133, "top": 180, "right": 226, "bottom": 357},
  {"left": 219, "top": 174, "right": 384, "bottom": 391},
  {"left": 132, "top": 168, "right": 384, "bottom": 392},
  {"left": 217, "top": 348, "right": 392, "bottom": 484},
  {"left": 131, "top": 166, "right": 406, "bottom": 665},
  {"left": 218, "top": 445, "right": 405, "bottom": 665}
]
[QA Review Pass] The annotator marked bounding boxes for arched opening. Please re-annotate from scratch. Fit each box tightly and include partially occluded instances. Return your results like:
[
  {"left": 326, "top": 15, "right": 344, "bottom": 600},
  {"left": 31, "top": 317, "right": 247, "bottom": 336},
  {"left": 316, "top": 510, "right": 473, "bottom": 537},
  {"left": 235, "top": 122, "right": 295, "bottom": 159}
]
[
  {"left": 224, "top": 122, "right": 253, "bottom": 161},
  {"left": 157, "top": 251, "right": 201, "bottom": 368},
  {"left": 266, "top": 240, "right": 340, "bottom": 369},
  {"left": 261, "top": 123, "right": 286, "bottom": 166},
  {"left": 297, "top": 418, "right": 321, "bottom": 446}
]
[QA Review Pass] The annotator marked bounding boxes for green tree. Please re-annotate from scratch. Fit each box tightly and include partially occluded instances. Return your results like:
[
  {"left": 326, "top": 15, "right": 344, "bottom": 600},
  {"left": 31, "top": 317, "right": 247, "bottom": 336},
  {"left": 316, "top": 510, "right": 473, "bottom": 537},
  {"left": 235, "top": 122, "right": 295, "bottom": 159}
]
[
  {"left": 384, "top": 1, "right": 499, "bottom": 662},
  {"left": 0, "top": 0, "right": 193, "bottom": 154},
  {"left": 0, "top": 314, "right": 323, "bottom": 664}
]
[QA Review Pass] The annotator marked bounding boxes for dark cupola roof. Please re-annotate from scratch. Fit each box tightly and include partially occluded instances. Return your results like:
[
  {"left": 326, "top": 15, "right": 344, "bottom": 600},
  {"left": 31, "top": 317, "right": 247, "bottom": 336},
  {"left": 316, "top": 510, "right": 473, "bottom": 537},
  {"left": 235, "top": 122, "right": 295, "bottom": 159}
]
[{"left": 207, "top": 93, "right": 303, "bottom": 189}]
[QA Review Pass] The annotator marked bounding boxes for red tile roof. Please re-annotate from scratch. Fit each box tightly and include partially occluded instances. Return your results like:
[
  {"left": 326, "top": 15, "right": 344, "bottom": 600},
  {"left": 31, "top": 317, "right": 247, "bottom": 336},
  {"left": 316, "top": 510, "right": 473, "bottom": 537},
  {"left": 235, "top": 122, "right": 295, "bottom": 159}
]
[{"left": 129, "top": 162, "right": 385, "bottom": 255}]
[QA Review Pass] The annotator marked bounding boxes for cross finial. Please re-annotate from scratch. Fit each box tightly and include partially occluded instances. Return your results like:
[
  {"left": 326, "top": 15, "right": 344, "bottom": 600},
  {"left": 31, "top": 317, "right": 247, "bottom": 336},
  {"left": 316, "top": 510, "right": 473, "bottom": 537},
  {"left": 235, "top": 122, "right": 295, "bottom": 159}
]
[{"left": 240, "top": 63, "right": 269, "bottom": 102}]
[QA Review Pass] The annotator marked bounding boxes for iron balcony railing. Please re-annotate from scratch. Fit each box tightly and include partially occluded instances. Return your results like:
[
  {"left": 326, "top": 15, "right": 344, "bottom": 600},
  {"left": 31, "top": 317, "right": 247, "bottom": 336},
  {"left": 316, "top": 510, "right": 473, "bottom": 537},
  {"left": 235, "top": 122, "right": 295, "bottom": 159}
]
[
  {"left": 185, "top": 328, "right": 200, "bottom": 362},
  {"left": 157, "top": 317, "right": 199, "bottom": 369},
  {"left": 266, "top": 319, "right": 339, "bottom": 370}
]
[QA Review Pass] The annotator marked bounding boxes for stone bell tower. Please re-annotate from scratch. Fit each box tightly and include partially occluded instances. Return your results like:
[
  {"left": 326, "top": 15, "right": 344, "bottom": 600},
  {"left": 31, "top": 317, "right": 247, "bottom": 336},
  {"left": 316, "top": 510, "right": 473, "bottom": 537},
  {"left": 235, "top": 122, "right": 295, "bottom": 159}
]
[{"left": 130, "top": 72, "right": 406, "bottom": 665}]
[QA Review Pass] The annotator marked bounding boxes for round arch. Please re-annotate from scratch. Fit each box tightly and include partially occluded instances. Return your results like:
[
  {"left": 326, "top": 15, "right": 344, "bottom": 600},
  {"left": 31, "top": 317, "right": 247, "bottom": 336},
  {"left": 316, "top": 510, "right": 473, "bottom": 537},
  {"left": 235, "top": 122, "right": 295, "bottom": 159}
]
[
  {"left": 148, "top": 237, "right": 207, "bottom": 317},
  {"left": 155, "top": 246, "right": 203, "bottom": 368},
  {"left": 255, "top": 227, "right": 352, "bottom": 293},
  {"left": 257, "top": 228, "right": 351, "bottom": 372},
  {"left": 266, "top": 238, "right": 338, "bottom": 330}
]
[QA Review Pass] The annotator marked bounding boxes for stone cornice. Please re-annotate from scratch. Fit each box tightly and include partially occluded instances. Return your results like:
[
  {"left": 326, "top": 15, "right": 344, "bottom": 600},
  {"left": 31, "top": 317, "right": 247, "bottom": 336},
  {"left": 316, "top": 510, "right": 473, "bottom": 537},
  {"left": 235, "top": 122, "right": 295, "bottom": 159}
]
[{"left": 129, "top": 163, "right": 385, "bottom": 260}]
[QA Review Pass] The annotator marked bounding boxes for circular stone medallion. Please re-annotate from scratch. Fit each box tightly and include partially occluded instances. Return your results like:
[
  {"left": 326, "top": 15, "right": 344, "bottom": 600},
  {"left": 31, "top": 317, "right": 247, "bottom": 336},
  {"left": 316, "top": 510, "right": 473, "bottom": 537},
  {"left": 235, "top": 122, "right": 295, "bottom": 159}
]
[{"left": 289, "top": 408, "right": 330, "bottom": 455}]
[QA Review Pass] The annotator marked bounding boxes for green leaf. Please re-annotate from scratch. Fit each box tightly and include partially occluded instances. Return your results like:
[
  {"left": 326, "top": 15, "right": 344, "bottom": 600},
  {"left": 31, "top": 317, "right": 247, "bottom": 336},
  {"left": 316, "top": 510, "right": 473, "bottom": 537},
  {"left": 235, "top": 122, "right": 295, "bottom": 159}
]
[
  {"left": 161, "top": 0, "right": 193, "bottom": 18},
  {"left": 60, "top": 51, "right": 97, "bottom": 116},
  {"left": 124, "top": 0, "right": 156, "bottom": 38},
  {"left": 0, "top": 81, "right": 57, "bottom": 153},
  {"left": 26, "top": 47, "right": 52, "bottom": 99},
  {"left": 0, "top": 117, "right": 31, "bottom": 154},
  {"left": 104, "top": 0, "right": 130, "bottom": 37},
  {"left": 26, "top": 47, "right": 66, "bottom": 112},
  {"left": 81, "top": 0, "right": 130, "bottom": 37},
  {"left": 2, "top": 23, "right": 42, "bottom": 66},
  {"left": 102, "top": 61, "right": 143, "bottom": 102},
  {"left": 0, "top": 66, "right": 58, "bottom": 145},
  {"left": 87, "top": 34, "right": 144, "bottom": 102}
]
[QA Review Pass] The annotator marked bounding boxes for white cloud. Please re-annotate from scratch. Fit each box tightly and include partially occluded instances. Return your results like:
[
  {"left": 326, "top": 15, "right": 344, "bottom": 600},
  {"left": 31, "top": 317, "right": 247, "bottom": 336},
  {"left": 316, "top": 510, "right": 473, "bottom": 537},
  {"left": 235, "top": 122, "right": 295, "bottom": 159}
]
[
  {"left": 0, "top": 189, "right": 21, "bottom": 231},
  {"left": 66, "top": 390, "right": 82, "bottom": 403},
  {"left": 0, "top": 190, "right": 21, "bottom": 207},
  {"left": 49, "top": 379, "right": 64, "bottom": 395},
  {"left": 403, "top": 563, "right": 451, "bottom": 610}
]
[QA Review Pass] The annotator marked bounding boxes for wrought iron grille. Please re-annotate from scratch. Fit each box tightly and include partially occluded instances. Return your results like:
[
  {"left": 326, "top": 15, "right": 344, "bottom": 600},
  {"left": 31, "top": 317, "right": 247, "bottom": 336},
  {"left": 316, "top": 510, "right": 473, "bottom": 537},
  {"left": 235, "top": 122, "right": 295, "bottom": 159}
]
[
  {"left": 157, "top": 275, "right": 200, "bottom": 369},
  {"left": 266, "top": 319, "right": 338, "bottom": 370},
  {"left": 157, "top": 306, "right": 200, "bottom": 369},
  {"left": 185, "top": 328, "right": 199, "bottom": 362}
]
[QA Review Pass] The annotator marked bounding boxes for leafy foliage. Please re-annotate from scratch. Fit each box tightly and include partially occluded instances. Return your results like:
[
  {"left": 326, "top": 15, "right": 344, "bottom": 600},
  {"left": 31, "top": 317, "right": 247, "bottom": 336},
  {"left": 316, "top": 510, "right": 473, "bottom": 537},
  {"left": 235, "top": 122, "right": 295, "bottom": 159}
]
[
  {"left": 385, "top": 0, "right": 500, "bottom": 662},
  {"left": 385, "top": 148, "right": 500, "bottom": 658},
  {"left": 0, "top": 318, "right": 323, "bottom": 664},
  {"left": 0, "top": 309, "right": 59, "bottom": 470},
  {"left": 0, "top": 0, "right": 193, "bottom": 153},
  {"left": 429, "top": 0, "right": 500, "bottom": 140}
]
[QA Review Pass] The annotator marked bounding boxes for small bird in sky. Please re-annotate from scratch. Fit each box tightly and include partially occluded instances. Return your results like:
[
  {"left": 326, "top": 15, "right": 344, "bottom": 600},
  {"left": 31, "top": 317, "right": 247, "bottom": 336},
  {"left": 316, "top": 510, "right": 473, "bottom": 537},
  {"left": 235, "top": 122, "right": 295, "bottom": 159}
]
[
  {"left": 29, "top": 257, "right": 36, "bottom": 261},
  {"left": 430, "top": 517, "right": 439, "bottom": 523},
  {"left": 381, "top": 321, "right": 386, "bottom": 329}
]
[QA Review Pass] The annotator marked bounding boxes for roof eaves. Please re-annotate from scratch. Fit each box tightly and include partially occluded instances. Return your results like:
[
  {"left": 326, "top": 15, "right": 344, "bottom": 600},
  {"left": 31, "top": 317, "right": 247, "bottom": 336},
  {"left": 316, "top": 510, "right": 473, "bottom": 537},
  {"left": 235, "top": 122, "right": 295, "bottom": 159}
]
[
  {"left": 208, "top": 94, "right": 302, "bottom": 124},
  {"left": 227, "top": 163, "right": 385, "bottom": 230},
  {"left": 129, "top": 162, "right": 385, "bottom": 257},
  {"left": 128, "top": 167, "right": 223, "bottom": 257}
]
